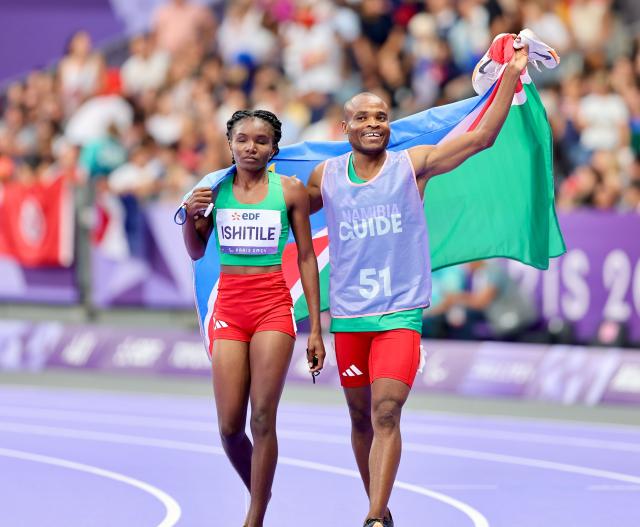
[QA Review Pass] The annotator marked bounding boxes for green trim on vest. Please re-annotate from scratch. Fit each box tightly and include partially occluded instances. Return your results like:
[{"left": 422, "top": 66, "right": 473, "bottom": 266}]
[{"left": 214, "top": 170, "right": 289, "bottom": 266}]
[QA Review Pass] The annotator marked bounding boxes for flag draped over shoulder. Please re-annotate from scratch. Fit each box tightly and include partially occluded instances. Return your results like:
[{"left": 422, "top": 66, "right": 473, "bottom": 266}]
[{"left": 185, "top": 39, "right": 566, "bottom": 351}]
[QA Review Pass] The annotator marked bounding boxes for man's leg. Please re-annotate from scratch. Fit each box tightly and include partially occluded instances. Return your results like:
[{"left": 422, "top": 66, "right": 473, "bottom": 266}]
[
  {"left": 367, "top": 378, "right": 411, "bottom": 519},
  {"left": 343, "top": 385, "right": 373, "bottom": 493},
  {"left": 335, "top": 332, "right": 374, "bottom": 494},
  {"left": 366, "top": 329, "right": 420, "bottom": 520}
]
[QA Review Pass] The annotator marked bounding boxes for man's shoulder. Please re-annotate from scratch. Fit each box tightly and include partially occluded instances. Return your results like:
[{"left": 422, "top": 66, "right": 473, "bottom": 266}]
[{"left": 279, "top": 174, "right": 304, "bottom": 191}]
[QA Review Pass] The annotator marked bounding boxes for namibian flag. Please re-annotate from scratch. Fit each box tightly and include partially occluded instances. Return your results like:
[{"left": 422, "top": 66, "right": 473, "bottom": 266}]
[{"left": 186, "top": 35, "right": 566, "bottom": 350}]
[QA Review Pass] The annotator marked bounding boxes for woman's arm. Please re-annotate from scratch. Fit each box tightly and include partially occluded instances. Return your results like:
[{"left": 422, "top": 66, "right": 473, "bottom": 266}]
[
  {"left": 284, "top": 176, "right": 326, "bottom": 372},
  {"left": 181, "top": 187, "right": 214, "bottom": 260}
]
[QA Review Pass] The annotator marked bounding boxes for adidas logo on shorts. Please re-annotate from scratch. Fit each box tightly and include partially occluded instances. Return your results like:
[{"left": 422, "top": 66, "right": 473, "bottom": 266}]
[
  {"left": 342, "top": 364, "right": 363, "bottom": 377},
  {"left": 214, "top": 320, "right": 229, "bottom": 329}
]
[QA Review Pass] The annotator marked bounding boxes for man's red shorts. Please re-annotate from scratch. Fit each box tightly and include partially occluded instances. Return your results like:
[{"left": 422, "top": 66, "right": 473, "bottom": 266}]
[
  {"left": 333, "top": 329, "right": 421, "bottom": 388},
  {"left": 209, "top": 271, "right": 296, "bottom": 354}
]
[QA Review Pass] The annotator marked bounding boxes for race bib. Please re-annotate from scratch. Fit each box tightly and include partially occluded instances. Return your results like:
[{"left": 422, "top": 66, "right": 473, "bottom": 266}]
[{"left": 216, "top": 208, "right": 282, "bottom": 255}]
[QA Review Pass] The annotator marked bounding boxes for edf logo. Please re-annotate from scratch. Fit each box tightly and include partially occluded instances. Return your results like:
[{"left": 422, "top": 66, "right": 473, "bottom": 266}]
[{"left": 242, "top": 212, "right": 260, "bottom": 220}]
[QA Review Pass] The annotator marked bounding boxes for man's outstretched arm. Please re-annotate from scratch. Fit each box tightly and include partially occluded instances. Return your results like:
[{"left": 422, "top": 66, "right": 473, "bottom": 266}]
[{"left": 409, "top": 44, "right": 529, "bottom": 181}]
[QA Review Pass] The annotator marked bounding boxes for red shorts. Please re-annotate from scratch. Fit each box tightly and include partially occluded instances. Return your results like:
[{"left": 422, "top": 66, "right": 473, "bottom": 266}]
[
  {"left": 334, "top": 329, "right": 421, "bottom": 388},
  {"left": 209, "top": 271, "right": 296, "bottom": 350}
]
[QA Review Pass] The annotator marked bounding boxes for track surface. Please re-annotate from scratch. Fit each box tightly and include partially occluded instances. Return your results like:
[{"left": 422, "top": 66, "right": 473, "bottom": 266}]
[{"left": 1, "top": 384, "right": 639, "bottom": 527}]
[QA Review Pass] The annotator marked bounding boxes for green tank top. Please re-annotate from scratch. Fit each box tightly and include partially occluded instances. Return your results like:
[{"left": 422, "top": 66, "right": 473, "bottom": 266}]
[
  {"left": 329, "top": 154, "right": 423, "bottom": 334},
  {"left": 214, "top": 170, "right": 289, "bottom": 266}
]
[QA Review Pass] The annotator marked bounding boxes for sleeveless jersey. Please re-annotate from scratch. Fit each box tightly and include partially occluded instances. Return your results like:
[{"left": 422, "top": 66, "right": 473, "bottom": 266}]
[
  {"left": 214, "top": 170, "right": 289, "bottom": 266},
  {"left": 321, "top": 150, "right": 431, "bottom": 318}
]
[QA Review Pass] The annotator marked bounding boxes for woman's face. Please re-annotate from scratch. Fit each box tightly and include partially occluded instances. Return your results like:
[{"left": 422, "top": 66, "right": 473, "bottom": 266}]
[
  {"left": 70, "top": 32, "right": 91, "bottom": 57},
  {"left": 228, "top": 118, "right": 276, "bottom": 171}
]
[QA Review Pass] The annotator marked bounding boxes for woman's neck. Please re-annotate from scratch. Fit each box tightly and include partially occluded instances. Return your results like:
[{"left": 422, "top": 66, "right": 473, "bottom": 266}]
[{"left": 234, "top": 167, "right": 268, "bottom": 188}]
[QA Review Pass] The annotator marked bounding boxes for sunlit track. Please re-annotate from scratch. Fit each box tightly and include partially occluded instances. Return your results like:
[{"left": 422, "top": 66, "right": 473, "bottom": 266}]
[{"left": 0, "top": 386, "right": 639, "bottom": 526}]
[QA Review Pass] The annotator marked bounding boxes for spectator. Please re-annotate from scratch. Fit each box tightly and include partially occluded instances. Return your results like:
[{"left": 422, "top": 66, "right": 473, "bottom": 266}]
[
  {"left": 217, "top": 0, "right": 277, "bottom": 67},
  {"left": 156, "top": 144, "right": 196, "bottom": 203},
  {"left": 422, "top": 265, "right": 466, "bottom": 338},
  {"left": 107, "top": 141, "right": 159, "bottom": 258},
  {"left": 448, "top": 0, "right": 491, "bottom": 74},
  {"left": 107, "top": 141, "right": 158, "bottom": 198},
  {"left": 152, "top": 0, "right": 216, "bottom": 57},
  {"left": 521, "top": 0, "right": 570, "bottom": 56},
  {"left": 145, "top": 89, "right": 184, "bottom": 146},
  {"left": 79, "top": 123, "right": 127, "bottom": 180},
  {"left": 577, "top": 70, "right": 630, "bottom": 152},
  {"left": 58, "top": 30, "right": 104, "bottom": 115},
  {"left": 622, "top": 179, "right": 640, "bottom": 212},
  {"left": 281, "top": 1, "right": 344, "bottom": 119},
  {"left": 120, "top": 34, "right": 170, "bottom": 96},
  {"left": 435, "top": 260, "right": 539, "bottom": 340},
  {"left": 3, "top": 0, "right": 640, "bottom": 221}
]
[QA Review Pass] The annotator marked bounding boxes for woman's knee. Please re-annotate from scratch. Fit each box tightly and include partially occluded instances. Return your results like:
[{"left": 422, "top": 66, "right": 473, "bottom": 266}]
[
  {"left": 218, "top": 419, "right": 246, "bottom": 444},
  {"left": 250, "top": 407, "right": 276, "bottom": 439}
]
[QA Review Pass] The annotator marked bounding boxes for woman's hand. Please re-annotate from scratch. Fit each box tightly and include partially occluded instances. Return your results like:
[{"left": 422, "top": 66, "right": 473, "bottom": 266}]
[
  {"left": 306, "top": 331, "right": 326, "bottom": 374},
  {"left": 185, "top": 187, "right": 213, "bottom": 221}
]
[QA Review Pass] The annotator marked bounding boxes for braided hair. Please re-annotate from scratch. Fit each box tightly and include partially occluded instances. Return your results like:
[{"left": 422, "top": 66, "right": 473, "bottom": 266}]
[{"left": 225, "top": 110, "right": 283, "bottom": 163}]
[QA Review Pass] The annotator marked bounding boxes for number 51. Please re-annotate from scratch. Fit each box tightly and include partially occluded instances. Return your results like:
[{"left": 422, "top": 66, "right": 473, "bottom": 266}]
[{"left": 359, "top": 267, "right": 392, "bottom": 299}]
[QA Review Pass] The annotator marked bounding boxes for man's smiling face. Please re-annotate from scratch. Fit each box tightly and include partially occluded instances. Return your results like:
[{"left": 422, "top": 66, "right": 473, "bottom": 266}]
[{"left": 342, "top": 93, "right": 391, "bottom": 155}]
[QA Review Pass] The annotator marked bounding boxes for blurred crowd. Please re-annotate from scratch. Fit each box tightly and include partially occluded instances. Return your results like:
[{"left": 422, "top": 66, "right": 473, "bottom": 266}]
[
  {"left": 1, "top": 0, "right": 639, "bottom": 343},
  {"left": 2, "top": 0, "right": 640, "bottom": 214}
]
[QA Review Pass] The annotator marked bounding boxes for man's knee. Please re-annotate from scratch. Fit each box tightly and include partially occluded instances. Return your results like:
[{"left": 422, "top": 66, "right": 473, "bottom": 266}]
[
  {"left": 372, "top": 398, "right": 402, "bottom": 431},
  {"left": 348, "top": 404, "right": 372, "bottom": 434}
]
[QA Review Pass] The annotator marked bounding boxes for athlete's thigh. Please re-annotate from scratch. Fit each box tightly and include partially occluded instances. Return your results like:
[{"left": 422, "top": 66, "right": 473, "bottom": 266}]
[
  {"left": 369, "top": 329, "right": 421, "bottom": 388},
  {"left": 334, "top": 332, "right": 374, "bottom": 388},
  {"left": 211, "top": 338, "right": 251, "bottom": 429},
  {"left": 249, "top": 330, "right": 295, "bottom": 407}
]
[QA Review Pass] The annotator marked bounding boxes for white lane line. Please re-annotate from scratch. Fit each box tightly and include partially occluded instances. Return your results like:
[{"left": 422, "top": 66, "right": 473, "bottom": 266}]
[
  {"left": 587, "top": 485, "right": 640, "bottom": 492},
  {"left": 6, "top": 406, "right": 640, "bottom": 486},
  {"left": 401, "top": 424, "right": 640, "bottom": 453},
  {"left": 0, "top": 406, "right": 212, "bottom": 432},
  {"left": 0, "top": 421, "right": 489, "bottom": 527},
  {"left": 280, "top": 403, "right": 640, "bottom": 434},
  {"left": 0, "top": 446, "right": 181, "bottom": 527},
  {"left": 275, "top": 428, "right": 640, "bottom": 486},
  {"left": 275, "top": 457, "right": 489, "bottom": 527},
  {"left": 2, "top": 386, "right": 640, "bottom": 434},
  {"left": 280, "top": 411, "right": 640, "bottom": 453},
  {"left": 3, "top": 405, "right": 640, "bottom": 454},
  {"left": 404, "top": 442, "right": 640, "bottom": 486}
]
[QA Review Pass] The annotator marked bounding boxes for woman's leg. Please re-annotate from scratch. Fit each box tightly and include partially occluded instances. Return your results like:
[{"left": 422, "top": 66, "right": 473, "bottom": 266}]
[
  {"left": 211, "top": 338, "right": 253, "bottom": 491},
  {"left": 244, "top": 330, "right": 295, "bottom": 527}
]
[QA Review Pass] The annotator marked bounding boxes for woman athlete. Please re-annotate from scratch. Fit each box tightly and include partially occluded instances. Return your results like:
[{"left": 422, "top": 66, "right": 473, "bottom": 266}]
[{"left": 181, "top": 110, "right": 325, "bottom": 527}]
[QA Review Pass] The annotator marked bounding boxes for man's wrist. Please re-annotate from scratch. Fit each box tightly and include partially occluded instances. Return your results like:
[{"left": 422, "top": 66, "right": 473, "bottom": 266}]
[{"left": 505, "top": 62, "right": 521, "bottom": 78}]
